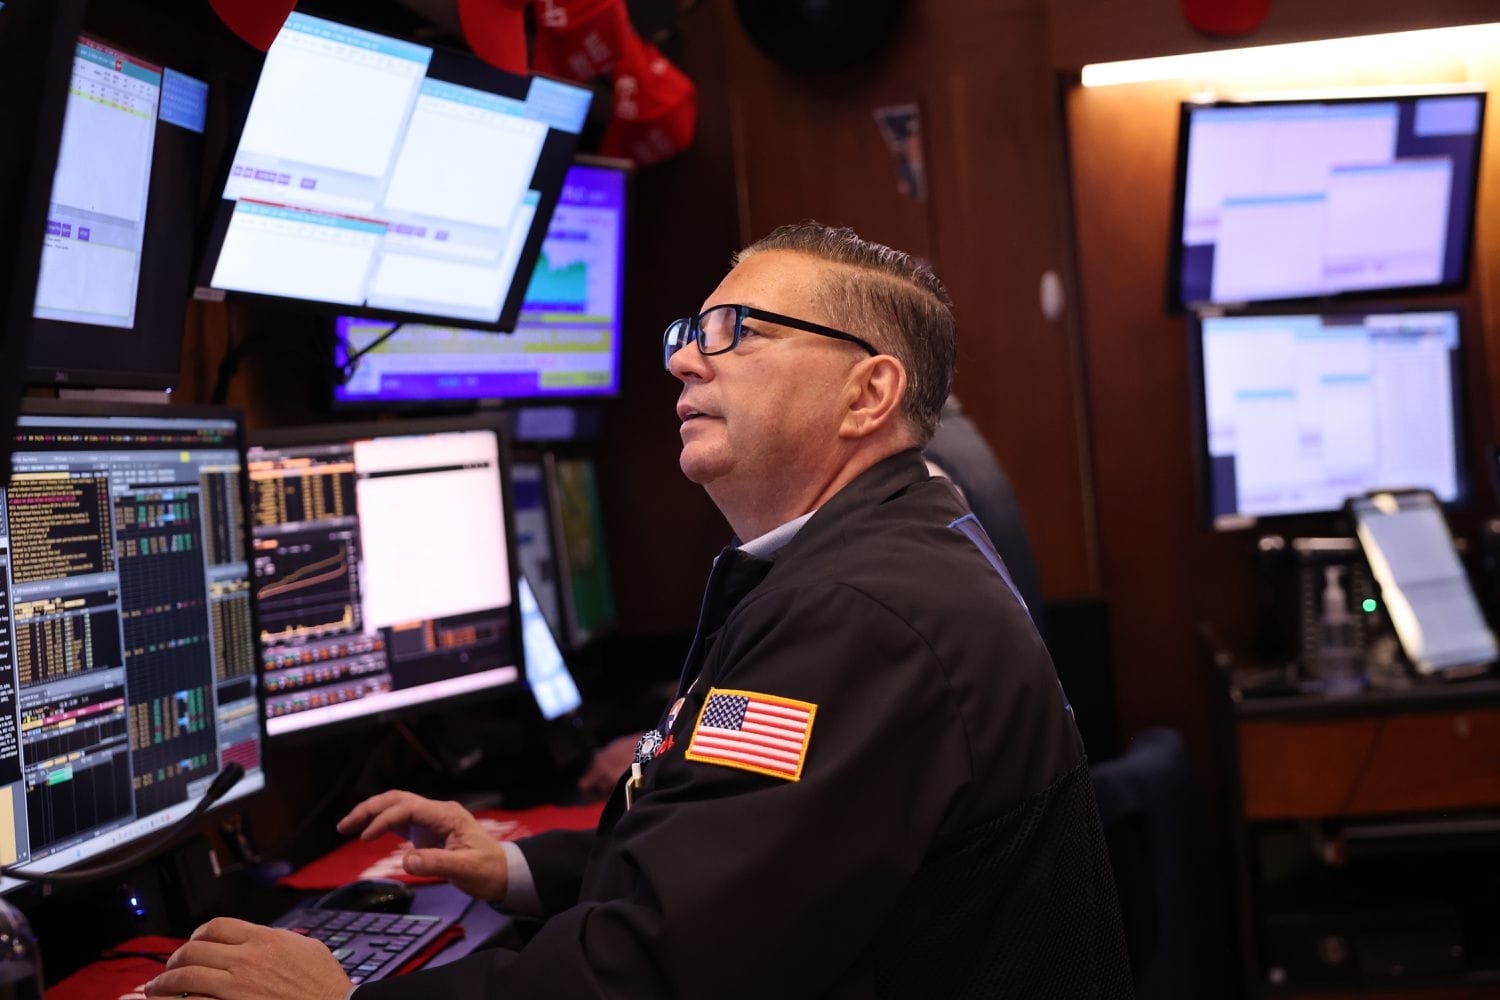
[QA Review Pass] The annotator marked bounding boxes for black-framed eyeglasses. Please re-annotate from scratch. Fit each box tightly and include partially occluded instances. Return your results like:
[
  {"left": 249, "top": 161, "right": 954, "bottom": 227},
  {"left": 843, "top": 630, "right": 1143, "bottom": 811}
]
[{"left": 663, "top": 304, "right": 879, "bottom": 371}]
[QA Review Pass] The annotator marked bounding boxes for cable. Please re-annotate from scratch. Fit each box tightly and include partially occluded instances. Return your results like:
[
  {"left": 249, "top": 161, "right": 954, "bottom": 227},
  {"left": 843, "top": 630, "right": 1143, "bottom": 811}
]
[
  {"left": 0, "top": 764, "right": 245, "bottom": 888},
  {"left": 209, "top": 307, "right": 351, "bottom": 402},
  {"left": 336, "top": 322, "right": 404, "bottom": 383}
]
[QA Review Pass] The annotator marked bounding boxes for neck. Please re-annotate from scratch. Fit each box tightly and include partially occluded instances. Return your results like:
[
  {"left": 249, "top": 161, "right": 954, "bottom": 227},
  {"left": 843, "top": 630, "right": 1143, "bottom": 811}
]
[{"left": 710, "top": 440, "right": 913, "bottom": 541}]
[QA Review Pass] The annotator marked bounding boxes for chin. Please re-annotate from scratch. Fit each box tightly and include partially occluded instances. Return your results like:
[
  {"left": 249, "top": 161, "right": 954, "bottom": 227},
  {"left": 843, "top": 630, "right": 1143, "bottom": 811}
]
[{"left": 678, "top": 447, "right": 727, "bottom": 486}]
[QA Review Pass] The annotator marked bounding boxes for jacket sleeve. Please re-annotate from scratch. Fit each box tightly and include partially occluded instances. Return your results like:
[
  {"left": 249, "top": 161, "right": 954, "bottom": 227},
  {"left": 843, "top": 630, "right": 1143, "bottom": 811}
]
[
  {"left": 512, "top": 828, "right": 597, "bottom": 917},
  {"left": 365, "top": 582, "right": 980, "bottom": 1000}
]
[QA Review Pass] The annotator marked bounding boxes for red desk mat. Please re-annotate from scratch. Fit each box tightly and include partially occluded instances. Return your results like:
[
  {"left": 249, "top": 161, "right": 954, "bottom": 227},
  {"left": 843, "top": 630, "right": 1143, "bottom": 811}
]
[
  {"left": 46, "top": 935, "right": 180, "bottom": 1000},
  {"left": 281, "top": 802, "right": 603, "bottom": 890}
]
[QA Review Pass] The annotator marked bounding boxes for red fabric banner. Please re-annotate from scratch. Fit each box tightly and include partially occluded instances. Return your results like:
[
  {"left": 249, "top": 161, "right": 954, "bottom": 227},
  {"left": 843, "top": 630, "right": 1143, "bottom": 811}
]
[
  {"left": 531, "top": 0, "right": 634, "bottom": 80},
  {"left": 599, "top": 35, "right": 697, "bottom": 166},
  {"left": 1180, "top": 0, "right": 1272, "bottom": 36},
  {"left": 458, "top": 0, "right": 531, "bottom": 76},
  {"left": 208, "top": 0, "right": 297, "bottom": 51}
]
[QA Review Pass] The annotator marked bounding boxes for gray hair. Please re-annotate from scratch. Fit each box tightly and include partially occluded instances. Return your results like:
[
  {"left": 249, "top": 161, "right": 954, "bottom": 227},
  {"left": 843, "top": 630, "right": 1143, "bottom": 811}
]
[{"left": 734, "top": 222, "right": 955, "bottom": 443}]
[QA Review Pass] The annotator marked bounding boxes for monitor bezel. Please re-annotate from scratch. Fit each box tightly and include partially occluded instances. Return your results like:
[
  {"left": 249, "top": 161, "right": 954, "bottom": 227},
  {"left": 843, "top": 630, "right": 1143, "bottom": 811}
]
[
  {"left": 25, "top": 26, "right": 215, "bottom": 391},
  {"left": 192, "top": 11, "right": 591, "bottom": 334},
  {"left": 247, "top": 413, "right": 527, "bottom": 744},
  {"left": 1187, "top": 304, "right": 1474, "bottom": 533},
  {"left": 0, "top": 0, "right": 85, "bottom": 477},
  {"left": 327, "top": 155, "right": 635, "bottom": 411},
  {"left": 508, "top": 446, "right": 570, "bottom": 653},
  {"left": 3, "top": 396, "right": 269, "bottom": 888},
  {"left": 1167, "top": 88, "right": 1488, "bottom": 314}
]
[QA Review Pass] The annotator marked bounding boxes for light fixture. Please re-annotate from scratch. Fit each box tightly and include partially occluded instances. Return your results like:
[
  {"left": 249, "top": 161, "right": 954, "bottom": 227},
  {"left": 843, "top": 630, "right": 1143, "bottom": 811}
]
[{"left": 1080, "top": 22, "right": 1500, "bottom": 87}]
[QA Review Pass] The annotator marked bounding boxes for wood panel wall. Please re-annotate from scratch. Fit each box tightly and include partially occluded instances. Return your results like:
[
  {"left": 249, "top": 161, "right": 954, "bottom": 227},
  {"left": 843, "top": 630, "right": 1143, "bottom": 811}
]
[{"left": 716, "top": 0, "right": 1098, "bottom": 599}]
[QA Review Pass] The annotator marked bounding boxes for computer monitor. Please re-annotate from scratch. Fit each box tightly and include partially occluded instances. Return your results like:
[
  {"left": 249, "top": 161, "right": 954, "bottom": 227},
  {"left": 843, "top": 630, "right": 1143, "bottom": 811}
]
[
  {"left": 26, "top": 31, "right": 209, "bottom": 388},
  {"left": 510, "top": 458, "right": 565, "bottom": 643},
  {"left": 0, "top": 400, "right": 265, "bottom": 889},
  {"left": 519, "top": 576, "right": 580, "bottom": 722},
  {"left": 196, "top": 11, "right": 592, "bottom": 332},
  {"left": 552, "top": 456, "right": 616, "bottom": 647},
  {"left": 1171, "top": 90, "right": 1486, "bottom": 309},
  {"left": 333, "top": 159, "right": 630, "bottom": 405},
  {"left": 0, "top": 0, "right": 83, "bottom": 479},
  {"left": 1191, "top": 308, "right": 1469, "bottom": 530},
  {"left": 247, "top": 418, "right": 523, "bottom": 738}
]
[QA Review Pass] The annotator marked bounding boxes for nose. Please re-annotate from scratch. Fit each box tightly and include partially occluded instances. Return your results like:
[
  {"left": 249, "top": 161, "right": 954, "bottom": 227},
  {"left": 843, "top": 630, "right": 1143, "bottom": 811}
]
[{"left": 668, "top": 339, "right": 710, "bottom": 383}]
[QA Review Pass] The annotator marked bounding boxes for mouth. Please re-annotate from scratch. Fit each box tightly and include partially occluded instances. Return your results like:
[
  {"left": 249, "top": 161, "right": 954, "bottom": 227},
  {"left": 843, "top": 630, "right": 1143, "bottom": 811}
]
[{"left": 677, "top": 403, "right": 716, "bottom": 423}]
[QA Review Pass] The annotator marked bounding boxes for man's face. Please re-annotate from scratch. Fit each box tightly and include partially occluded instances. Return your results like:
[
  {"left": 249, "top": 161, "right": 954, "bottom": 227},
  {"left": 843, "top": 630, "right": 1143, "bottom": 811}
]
[{"left": 668, "top": 251, "right": 869, "bottom": 497}]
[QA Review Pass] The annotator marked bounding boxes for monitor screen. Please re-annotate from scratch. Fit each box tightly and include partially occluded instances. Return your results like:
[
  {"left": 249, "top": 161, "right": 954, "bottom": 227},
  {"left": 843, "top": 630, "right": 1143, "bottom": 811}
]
[
  {"left": 0, "top": 402, "right": 265, "bottom": 889},
  {"left": 1194, "top": 309, "right": 1468, "bottom": 529},
  {"left": 1172, "top": 91, "right": 1485, "bottom": 308},
  {"left": 27, "top": 33, "right": 208, "bottom": 388},
  {"left": 196, "top": 12, "right": 592, "bottom": 331},
  {"left": 519, "top": 575, "right": 579, "bottom": 722},
  {"left": 333, "top": 160, "right": 628, "bottom": 404},
  {"left": 248, "top": 420, "right": 522, "bottom": 738},
  {"left": 510, "top": 459, "right": 564, "bottom": 641},
  {"left": 552, "top": 457, "right": 615, "bottom": 647}
]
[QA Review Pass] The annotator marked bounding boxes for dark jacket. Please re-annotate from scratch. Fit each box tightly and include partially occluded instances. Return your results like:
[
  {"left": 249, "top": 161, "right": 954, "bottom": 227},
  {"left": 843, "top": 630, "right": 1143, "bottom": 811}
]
[{"left": 364, "top": 450, "right": 1130, "bottom": 999}]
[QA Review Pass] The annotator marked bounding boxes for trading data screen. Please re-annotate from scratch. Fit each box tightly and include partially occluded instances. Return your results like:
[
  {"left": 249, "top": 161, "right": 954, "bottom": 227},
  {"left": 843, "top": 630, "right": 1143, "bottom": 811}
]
[
  {"left": 1198, "top": 310, "right": 1465, "bottom": 527},
  {"left": 0, "top": 409, "right": 263, "bottom": 887},
  {"left": 334, "top": 162, "right": 627, "bottom": 403},
  {"left": 1176, "top": 93, "right": 1484, "bottom": 306},
  {"left": 202, "top": 12, "right": 591, "bottom": 329},
  {"left": 249, "top": 426, "right": 520, "bottom": 737}
]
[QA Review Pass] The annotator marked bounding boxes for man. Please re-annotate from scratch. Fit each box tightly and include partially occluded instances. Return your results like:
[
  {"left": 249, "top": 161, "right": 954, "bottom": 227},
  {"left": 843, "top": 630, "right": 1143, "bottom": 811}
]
[{"left": 147, "top": 223, "right": 1131, "bottom": 999}]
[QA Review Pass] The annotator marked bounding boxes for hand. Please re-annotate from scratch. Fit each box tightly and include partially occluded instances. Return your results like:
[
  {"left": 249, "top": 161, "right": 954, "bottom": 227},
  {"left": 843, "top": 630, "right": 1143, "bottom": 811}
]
[
  {"left": 337, "top": 790, "right": 509, "bottom": 901},
  {"left": 577, "top": 733, "right": 642, "bottom": 798},
  {"left": 144, "top": 917, "right": 349, "bottom": 1000}
]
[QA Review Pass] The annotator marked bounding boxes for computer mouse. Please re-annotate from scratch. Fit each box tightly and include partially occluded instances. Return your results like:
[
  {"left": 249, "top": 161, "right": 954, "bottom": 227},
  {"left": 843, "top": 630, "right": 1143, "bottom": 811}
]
[{"left": 313, "top": 878, "right": 416, "bottom": 914}]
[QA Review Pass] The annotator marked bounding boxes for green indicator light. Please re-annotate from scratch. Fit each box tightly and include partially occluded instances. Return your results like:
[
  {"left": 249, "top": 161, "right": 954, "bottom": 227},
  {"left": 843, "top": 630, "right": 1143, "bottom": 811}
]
[{"left": 1362, "top": 598, "right": 1378, "bottom": 614}]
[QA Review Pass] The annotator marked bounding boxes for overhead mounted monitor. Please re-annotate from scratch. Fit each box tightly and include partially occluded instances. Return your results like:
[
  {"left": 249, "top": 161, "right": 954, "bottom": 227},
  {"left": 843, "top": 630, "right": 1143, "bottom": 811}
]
[
  {"left": 334, "top": 159, "right": 629, "bottom": 405},
  {"left": 0, "top": 401, "right": 265, "bottom": 890},
  {"left": 247, "top": 418, "right": 523, "bottom": 738},
  {"left": 196, "top": 12, "right": 592, "bottom": 332},
  {"left": 1171, "top": 90, "right": 1486, "bottom": 309},
  {"left": 26, "top": 31, "right": 209, "bottom": 388},
  {"left": 1191, "top": 308, "right": 1468, "bottom": 530}
]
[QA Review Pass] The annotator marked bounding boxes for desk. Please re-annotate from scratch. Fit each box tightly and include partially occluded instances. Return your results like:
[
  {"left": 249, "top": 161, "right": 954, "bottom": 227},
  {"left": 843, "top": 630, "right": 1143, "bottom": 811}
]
[{"left": 1213, "top": 663, "right": 1500, "bottom": 997}]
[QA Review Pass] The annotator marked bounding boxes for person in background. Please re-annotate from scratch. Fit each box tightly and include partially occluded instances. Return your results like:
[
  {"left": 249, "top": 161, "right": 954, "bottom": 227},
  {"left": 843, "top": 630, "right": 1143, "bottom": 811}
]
[{"left": 149, "top": 222, "right": 1131, "bottom": 1000}]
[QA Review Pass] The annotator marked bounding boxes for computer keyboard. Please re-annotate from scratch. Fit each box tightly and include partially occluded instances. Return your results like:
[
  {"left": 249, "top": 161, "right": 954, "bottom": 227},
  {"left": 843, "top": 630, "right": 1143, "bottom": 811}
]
[{"left": 273, "top": 907, "right": 457, "bottom": 985}]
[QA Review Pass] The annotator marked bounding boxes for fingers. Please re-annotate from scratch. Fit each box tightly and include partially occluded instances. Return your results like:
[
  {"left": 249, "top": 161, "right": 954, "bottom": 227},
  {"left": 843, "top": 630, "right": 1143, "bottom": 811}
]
[
  {"left": 342, "top": 795, "right": 431, "bottom": 842},
  {"left": 166, "top": 938, "right": 240, "bottom": 972},
  {"left": 188, "top": 916, "right": 262, "bottom": 946},
  {"left": 144, "top": 964, "right": 236, "bottom": 997},
  {"left": 336, "top": 789, "right": 424, "bottom": 836}
]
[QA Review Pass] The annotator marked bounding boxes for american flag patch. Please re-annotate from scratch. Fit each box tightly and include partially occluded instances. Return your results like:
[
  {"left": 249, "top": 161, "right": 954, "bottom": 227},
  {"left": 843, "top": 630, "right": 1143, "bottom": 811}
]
[{"left": 684, "top": 688, "right": 816, "bottom": 781}]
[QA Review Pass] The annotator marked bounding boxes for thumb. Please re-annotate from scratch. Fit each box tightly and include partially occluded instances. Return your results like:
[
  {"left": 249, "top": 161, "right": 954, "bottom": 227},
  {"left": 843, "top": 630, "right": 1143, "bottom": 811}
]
[{"left": 404, "top": 847, "right": 477, "bottom": 879}]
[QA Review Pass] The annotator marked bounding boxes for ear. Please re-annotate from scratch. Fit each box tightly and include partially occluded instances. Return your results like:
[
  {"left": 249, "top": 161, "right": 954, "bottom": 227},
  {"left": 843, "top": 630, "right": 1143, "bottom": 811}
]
[{"left": 838, "top": 355, "right": 907, "bottom": 440}]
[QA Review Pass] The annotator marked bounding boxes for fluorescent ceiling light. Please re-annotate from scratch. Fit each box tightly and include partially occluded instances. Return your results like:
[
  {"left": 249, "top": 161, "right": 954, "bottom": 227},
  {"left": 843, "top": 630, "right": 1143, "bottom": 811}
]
[{"left": 1081, "top": 22, "right": 1500, "bottom": 87}]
